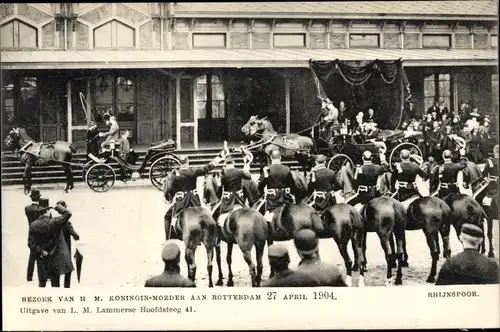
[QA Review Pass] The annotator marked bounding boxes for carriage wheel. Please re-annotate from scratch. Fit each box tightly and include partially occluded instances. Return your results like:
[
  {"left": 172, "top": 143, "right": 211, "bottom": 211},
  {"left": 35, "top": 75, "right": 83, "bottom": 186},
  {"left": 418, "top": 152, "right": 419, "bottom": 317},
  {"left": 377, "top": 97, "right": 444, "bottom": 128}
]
[
  {"left": 85, "top": 163, "right": 116, "bottom": 192},
  {"left": 389, "top": 142, "right": 423, "bottom": 171},
  {"left": 149, "top": 155, "right": 181, "bottom": 191},
  {"left": 327, "top": 154, "right": 354, "bottom": 174}
]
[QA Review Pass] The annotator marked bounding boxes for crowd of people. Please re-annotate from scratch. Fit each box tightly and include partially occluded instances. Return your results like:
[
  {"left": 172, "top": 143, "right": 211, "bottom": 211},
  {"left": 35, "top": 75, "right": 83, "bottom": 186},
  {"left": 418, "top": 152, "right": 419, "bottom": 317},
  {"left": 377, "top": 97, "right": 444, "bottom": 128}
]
[{"left": 319, "top": 98, "right": 497, "bottom": 164}]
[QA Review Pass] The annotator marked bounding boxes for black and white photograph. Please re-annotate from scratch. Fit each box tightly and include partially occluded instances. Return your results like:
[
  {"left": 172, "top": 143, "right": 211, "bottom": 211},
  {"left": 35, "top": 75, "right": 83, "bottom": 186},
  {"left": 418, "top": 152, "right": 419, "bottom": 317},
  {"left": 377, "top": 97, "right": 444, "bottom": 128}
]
[{"left": 1, "top": 1, "right": 499, "bottom": 330}]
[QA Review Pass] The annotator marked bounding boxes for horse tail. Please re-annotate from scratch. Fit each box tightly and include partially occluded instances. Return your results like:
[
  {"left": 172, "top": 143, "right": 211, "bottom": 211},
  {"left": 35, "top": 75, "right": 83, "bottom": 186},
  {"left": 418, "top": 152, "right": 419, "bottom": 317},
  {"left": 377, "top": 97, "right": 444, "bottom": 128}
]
[{"left": 348, "top": 204, "right": 364, "bottom": 229}]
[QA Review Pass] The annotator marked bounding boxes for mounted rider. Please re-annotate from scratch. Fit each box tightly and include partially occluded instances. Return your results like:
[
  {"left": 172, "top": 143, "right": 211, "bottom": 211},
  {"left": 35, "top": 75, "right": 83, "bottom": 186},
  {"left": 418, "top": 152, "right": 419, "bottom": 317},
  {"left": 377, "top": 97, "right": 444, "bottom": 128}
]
[
  {"left": 433, "top": 149, "right": 468, "bottom": 199},
  {"left": 307, "top": 154, "right": 341, "bottom": 212},
  {"left": 258, "top": 150, "right": 297, "bottom": 230},
  {"left": 165, "top": 152, "right": 225, "bottom": 233},
  {"left": 475, "top": 144, "right": 499, "bottom": 208},
  {"left": 212, "top": 154, "right": 252, "bottom": 225},
  {"left": 347, "top": 150, "right": 389, "bottom": 208},
  {"left": 390, "top": 149, "right": 428, "bottom": 205}
]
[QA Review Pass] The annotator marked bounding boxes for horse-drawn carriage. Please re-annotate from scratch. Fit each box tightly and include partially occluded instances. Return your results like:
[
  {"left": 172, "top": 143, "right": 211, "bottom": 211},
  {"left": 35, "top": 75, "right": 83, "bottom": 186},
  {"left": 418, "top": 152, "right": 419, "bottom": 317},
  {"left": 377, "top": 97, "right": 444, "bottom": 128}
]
[
  {"left": 83, "top": 138, "right": 181, "bottom": 192},
  {"left": 240, "top": 115, "right": 423, "bottom": 175}
]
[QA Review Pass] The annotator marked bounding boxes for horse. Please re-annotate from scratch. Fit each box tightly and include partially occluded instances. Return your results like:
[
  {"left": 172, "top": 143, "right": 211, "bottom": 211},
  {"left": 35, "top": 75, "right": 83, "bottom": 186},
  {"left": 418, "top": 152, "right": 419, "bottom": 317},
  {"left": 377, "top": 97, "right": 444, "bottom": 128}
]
[
  {"left": 377, "top": 171, "right": 453, "bottom": 283},
  {"left": 241, "top": 115, "right": 315, "bottom": 170},
  {"left": 203, "top": 173, "right": 268, "bottom": 287},
  {"left": 3, "top": 126, "right": 76, "bottom": 194},
  {"left": 162, "top": 172, "right": 219, "bottom": 287}
]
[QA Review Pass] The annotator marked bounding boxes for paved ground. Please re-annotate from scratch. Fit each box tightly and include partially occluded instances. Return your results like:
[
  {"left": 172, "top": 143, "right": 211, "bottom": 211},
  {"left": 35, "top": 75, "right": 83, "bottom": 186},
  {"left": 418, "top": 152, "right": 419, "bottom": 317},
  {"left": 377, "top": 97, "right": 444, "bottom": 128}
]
[{"left": 2, "top": 180, "right": 498, "bottom": 288}]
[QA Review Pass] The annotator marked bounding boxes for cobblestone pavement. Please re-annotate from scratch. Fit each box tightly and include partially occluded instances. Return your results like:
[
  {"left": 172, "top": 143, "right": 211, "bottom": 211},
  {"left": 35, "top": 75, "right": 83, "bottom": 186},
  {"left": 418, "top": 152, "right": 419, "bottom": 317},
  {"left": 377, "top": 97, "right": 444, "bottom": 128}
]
[{"left": 2, "top": 180, "right": 498, "bottom": 288}]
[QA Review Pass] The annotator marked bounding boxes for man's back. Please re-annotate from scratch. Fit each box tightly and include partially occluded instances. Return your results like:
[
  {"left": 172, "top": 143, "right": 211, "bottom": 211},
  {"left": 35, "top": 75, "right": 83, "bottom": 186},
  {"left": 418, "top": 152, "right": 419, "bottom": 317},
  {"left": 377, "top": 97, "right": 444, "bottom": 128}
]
[
  {"left": 357, "top": 163, "right": 383, "bottom": 186},
  {"left": 267, "top": 164, "right": 294, "bottom": 189},
  {"left": 313, "top": 168, "right": 338, "bottom": 192},
  {"left": 435, "top": 249, "right": 499, "bottom": 285},
  {"left": 145, "top": 271, "right": 196, "bottom": 288},
  {"left": 25, "top": 204, "right": 40, "bottom": 224},
  {"left": 222, "top": 168, "right": 251, "bottom": 192},
  {"left": 297, "top": 258, "right": 347, "bottom": 287},
  {"left": 262, "top": 269, "right": 318, "bottom": 287}
]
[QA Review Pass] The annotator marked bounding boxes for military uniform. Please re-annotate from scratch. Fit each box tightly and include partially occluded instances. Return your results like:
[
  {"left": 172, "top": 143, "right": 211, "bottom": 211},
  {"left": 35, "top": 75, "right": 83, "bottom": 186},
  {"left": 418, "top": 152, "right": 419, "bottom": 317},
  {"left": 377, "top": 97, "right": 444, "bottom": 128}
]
[
  {"left": 391, "top": 161, "right": 428, "bottom": 201},
  {"left": 348, "top": 161, "right": 386, "bottom": 206},
  {"left": 258, "top": 164, "right": 296, "bottom": 212},
  {"left": 477, "top": 156, "right": 499, "bottom": 209},
  {"left": 435, "top": 160, "right": 467, "bottom": 199},
  {"left": 219, "top": 167, "right": 252, "bottom": 214},
  {"left": 166, "top": 162, "right": 217, "bottom": 219},
  {"left": 308, "top": 164, "right": 340, "bottom": 211}
]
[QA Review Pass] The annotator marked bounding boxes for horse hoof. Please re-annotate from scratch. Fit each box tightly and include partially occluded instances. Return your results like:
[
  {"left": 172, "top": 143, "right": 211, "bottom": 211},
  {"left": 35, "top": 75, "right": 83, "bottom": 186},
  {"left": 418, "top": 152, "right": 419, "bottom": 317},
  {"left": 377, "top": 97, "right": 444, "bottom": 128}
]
[
  {"left": 216, "top": 279, "right": 223, "bottom": 286},
  {"left": 401, "top": 261, "right": 409, "bottom": 268},
  {"left": 385, "top": 279, "right": 394, "bottom": 287},
  {"left": 227, "top": 280, "right": 234, "bottom": 287},
  {"left": 488, "top": 252, "right": 495, "bottom": 258},
  {"left": 426, "top": 276, "right": 436, "bottom": 284},
  {"left": 352, "top": 264, "right": 359, "bottom": 272},
  {"left": 208, "top": 283, "right": 213, "bottom": 288},
  {"left": 395, "top": 279, "right": 403, "bottom": 286}
]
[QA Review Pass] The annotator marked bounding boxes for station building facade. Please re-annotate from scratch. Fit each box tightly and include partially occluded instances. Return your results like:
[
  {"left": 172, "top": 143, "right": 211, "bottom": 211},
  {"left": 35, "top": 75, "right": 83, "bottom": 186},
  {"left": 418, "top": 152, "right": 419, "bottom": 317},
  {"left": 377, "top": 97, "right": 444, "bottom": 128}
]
[{"left": 1, "top": 2, "right": 498, "bottom": 149}]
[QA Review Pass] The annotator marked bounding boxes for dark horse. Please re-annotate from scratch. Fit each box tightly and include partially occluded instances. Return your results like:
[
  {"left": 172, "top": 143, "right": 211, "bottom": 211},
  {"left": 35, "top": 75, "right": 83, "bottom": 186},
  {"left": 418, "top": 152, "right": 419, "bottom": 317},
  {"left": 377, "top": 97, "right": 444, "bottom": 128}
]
[
  {"left": 204, "top": 173, "right": 268, "bottom": 287},
  {"left": 162, "top": 172, "right": 219, "bottom": 287},
  {"left": 378, "top": 171, "right": 453, "bottom": 283},
  {"left": 4, "top": 126, "right": 76, "bottom": 194}
]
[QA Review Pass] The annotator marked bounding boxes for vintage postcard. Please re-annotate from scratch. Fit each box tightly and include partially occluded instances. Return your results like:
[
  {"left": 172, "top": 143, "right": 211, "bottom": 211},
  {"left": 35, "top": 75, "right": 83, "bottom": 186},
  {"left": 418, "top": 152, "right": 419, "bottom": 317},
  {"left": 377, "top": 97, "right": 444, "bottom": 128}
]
[{"left": 1, "top": 1, "right": 499, "bottom": 330}]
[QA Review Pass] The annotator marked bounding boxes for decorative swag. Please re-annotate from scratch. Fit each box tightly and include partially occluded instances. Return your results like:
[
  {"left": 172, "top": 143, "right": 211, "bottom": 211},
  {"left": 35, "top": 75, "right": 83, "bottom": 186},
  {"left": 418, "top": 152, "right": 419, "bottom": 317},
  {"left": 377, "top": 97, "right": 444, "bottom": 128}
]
[{"left": 309, "top": 59, "right": 411, "bottom": 129}]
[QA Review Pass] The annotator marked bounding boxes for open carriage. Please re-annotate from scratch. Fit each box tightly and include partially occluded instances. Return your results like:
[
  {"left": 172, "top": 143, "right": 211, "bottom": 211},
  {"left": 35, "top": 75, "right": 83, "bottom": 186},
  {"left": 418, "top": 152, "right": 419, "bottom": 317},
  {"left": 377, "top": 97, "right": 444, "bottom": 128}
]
[
  {"left": 83, "top": 138, "right": 181, "bottom": 192},
  {"left": 319, "top": 125, "right": 424, "bottom": 174}
]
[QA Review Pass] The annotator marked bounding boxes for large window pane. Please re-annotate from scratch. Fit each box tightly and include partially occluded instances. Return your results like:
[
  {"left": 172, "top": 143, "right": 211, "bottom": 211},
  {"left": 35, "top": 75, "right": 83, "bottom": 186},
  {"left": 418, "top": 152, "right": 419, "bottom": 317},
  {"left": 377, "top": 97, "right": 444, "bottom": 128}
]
[
  {"left": 193, "top": 33, "right": 226, "bottom": 48},
  {"left": 71, "top": 79, "right": 89, "bottom": 125},
  {"left": 1, "top": 21, "right": 14, "bottom": 48},
  {"left": 423, "top": 34, "right": 451, "bottom": 48},
  {"left": 19, "top": 77, "right": 39, "bottom": 140},
  {"left": 349, "top": 34, "right": 379, "bottom": 48},
  {"left": 273, "top": 34, "right": 306, "bottom": 48},
  {"left": 180, "top": 78, "right": 193, "bottom": 122},
  {"left": 2, "top": 76, "right": 15, "bottom": 124},
  {"left": 196, "top": 75, "right": 207, "bottom": 118},
  {"left": 423, "top": 75, "right": 436, "bottom": 112},
  {"left": 116, "top": 76, "right": 135, "bottom": 121},
  {"left": 93, "top": 75, "right": 113, "bottom": 121},
  {"left": 211, "top": 76, "right": 225, "bottom": 118},
  {"left": 94, "top": 22, "right": 113, "bottom": 48},
  {"left": 18, "top": 21, "right": 37, "bottom": 48},
  {"left": 116, "top": 21, "right": 135, "bottom": 48}
]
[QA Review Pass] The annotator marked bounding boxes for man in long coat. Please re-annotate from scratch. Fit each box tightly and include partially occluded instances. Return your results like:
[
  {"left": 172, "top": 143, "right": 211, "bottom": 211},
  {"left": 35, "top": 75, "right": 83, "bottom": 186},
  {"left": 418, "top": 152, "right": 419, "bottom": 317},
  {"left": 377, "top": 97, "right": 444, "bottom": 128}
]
[
  {"left": 25, "top": 189, "right": 42, "bottom": 282},
  {"left": 29, "top": 199, "right": 74, "bottom": 288},
  {"left": 56, "top": 200, "right": 80, "bottom": 288}
]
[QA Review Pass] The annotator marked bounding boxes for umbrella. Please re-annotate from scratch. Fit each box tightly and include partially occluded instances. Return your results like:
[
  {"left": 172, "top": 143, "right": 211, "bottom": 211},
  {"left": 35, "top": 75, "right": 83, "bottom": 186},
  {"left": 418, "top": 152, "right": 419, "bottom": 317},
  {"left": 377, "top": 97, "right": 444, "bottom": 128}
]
[{"left": 74, "top": 249, "right": 83, "bottom": 283}]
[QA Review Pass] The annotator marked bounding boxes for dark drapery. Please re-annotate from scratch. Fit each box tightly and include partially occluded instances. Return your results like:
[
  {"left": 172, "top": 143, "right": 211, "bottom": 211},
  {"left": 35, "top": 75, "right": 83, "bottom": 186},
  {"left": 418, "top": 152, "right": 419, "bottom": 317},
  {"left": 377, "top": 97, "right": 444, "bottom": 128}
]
[{"left": 309, "top": 59, "right": 411, "bottom": 129}]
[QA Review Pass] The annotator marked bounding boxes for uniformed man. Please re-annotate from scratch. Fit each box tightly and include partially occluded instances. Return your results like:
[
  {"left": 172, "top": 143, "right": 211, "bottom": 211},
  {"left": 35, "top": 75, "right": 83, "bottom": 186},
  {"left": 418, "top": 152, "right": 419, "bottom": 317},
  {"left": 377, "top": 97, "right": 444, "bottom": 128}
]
[
  {"left": 165, "top": 153, "right": 224, "bottom": 231},
  {"left": 25, "top": 189, "right": 42, "bottom": 282},
  {"left": 294, "top": 229, "right": 347, "bottom": 287},
  {"left": 212, "top": 155, "right": 252, "bottom": 223},
  {"left": 320, "top": 98, "right": 339, "bottom": 141},
  {"left": 434, "top": 149, "right": 468, "bottom": 199},
  {"left": 307, "top": 154, "right": 341, "bottom": 212},
  {"left": 261, "top": 244, "right": 315, "bottom": 287},
  {"left": 145, "top": 242, "right": 196, "bottom": 287},
  {"left": 477, "top": 144, "right": 499, "bottom": 208},
  {"left": 98, "top": 113, "right": 120, "bottom": 154},
  {"left": 435, "top": 223, "right": 499, "bottom": 285},
  {"left": 258, "top": 150, "right": 297, "bottom": 232},
  {"left": 391, "top": 149, "right": 428, "bottom": 202},
  {"left": 347, "top": 150, "right": 387, "bottom": 207}
]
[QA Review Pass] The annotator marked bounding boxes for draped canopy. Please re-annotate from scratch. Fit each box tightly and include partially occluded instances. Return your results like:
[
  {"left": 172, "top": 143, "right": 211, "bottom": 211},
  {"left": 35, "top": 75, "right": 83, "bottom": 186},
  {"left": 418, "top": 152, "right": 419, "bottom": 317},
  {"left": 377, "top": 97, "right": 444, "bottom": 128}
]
[{"left": 309, "top": 59, "right": 411, "bottom": 129}]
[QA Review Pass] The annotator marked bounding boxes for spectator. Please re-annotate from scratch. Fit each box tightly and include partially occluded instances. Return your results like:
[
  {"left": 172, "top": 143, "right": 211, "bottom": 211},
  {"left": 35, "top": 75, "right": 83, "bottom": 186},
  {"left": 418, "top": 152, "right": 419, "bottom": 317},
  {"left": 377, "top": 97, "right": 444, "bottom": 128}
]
[
  {"left": 145, "top": 242, "right": 196, "bottom": 287},
  {"left": 435, "top": 223, "right": 499, "bottom": 285}
]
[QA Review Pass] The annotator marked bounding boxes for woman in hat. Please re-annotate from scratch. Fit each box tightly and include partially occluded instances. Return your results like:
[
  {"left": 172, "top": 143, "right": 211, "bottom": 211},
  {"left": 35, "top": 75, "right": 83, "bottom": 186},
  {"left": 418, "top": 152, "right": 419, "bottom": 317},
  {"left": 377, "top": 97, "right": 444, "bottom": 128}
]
[{"left": 465, "top": 109, "right": 480, "bottom": 132}]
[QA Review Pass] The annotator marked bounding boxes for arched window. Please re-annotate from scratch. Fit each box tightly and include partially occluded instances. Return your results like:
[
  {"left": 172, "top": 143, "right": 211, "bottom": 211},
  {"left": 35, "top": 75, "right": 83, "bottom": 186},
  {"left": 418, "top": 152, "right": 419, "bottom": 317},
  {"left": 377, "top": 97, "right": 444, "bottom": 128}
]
[
  {"left": 94, "top": 20, "right": 135, "bottom": 48},
  {"left": 195, "top": 74, "right": 225, "bottom": 119},
  {"left": 1, "top": 19, "right": 38, "bottom": 48}
]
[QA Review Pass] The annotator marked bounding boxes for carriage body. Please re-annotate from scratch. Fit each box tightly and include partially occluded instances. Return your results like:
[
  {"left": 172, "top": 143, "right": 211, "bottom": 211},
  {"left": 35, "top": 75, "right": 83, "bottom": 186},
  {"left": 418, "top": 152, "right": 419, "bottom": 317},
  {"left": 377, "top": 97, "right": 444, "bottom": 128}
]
[{"left": 84, "top": 138, "right": 181, "bottom": 192}]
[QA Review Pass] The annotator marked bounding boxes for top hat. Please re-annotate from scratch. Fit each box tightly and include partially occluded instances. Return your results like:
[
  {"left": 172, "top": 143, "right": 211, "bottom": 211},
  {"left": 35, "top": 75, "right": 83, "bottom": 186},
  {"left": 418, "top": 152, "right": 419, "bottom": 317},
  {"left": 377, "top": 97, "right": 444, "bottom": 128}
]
[
  {"left": 30, "top": 189, "right": 41, "bottom": 199},
  {"left": 38, "top": 198, "right": 51, "bottom": 211},
  {"left": 469, "top": 111, "right": 480, "bottom": 117}
]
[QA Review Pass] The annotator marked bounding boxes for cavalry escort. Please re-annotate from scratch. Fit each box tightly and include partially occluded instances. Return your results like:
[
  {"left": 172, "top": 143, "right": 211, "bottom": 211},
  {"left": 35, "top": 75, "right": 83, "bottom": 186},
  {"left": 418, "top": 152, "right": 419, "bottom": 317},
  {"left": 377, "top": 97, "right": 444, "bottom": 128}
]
[
  {"left": 307, "top": 154, "right": 342, "bottom": 213},
  {"left": 433, "top": 149, "right": 468, "bottom": 200}
]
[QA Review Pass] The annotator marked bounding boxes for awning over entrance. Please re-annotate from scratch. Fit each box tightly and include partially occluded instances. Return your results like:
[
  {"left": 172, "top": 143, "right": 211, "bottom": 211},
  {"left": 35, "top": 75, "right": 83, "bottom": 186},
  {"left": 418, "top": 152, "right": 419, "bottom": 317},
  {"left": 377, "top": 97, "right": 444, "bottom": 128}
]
[{"left": 1, "top": 48, "right": 496, "bottom": 70}]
